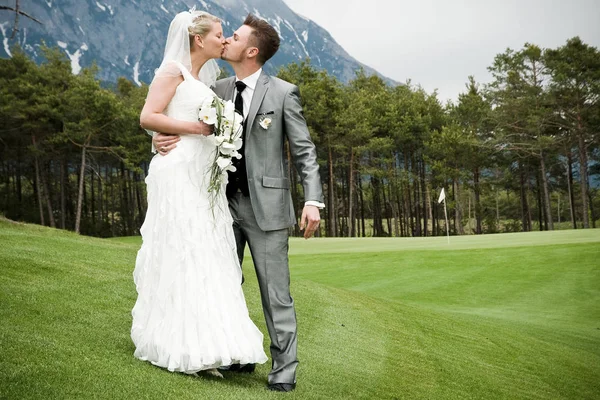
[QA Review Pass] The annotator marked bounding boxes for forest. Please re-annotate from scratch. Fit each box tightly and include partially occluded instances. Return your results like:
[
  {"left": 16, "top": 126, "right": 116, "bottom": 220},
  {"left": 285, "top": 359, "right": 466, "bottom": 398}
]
[{"left": 0, "top": 37, "right": 598, "bottom": 237}]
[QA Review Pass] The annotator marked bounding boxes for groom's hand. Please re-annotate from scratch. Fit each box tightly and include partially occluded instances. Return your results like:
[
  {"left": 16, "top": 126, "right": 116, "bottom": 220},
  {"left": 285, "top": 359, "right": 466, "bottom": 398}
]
[
  {"left": 300, "top": 205, "right": 321, "bottom": 239},
  {"left": 153, "top": 133, "right": 180, "bottom": 155}
]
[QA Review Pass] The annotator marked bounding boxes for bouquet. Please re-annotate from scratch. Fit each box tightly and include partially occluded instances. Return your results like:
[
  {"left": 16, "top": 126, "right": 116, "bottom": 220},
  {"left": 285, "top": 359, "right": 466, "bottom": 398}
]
[{"left": 198, "top": 96, "right": 243, "bottom": 206}]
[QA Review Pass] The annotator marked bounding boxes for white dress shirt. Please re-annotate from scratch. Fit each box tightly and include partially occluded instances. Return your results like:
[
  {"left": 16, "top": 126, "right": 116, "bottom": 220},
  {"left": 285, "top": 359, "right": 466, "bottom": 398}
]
[{"left": 234, "top": 68, "right": 262, "bottom": 119}]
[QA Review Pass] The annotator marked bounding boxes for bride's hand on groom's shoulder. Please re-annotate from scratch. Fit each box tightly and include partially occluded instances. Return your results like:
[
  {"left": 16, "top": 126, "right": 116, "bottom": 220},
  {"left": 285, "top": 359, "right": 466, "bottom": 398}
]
[{"left": 154, "top": 133, "right": 180, "bottom": 156}]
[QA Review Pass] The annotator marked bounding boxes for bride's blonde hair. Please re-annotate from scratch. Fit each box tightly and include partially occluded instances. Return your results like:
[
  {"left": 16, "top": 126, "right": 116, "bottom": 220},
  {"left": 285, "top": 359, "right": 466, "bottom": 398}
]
[{"left": 188, "top": 12, "right": 220, "bottom": 47}]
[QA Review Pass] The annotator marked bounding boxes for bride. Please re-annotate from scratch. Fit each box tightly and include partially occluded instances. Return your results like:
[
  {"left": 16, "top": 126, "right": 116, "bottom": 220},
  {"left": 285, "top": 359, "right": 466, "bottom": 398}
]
[{"left": 131, "top": 9, "right": 267, "bottom": 376}]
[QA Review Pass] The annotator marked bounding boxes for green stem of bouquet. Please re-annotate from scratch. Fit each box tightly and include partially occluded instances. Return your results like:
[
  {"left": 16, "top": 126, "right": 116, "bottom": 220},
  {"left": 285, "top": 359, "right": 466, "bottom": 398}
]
[
  {"left": 207, "top": 99, "right": 238, "bottom": 218},
  {"left": 207, "top": 98, "right": 224, "bottom": 215}
]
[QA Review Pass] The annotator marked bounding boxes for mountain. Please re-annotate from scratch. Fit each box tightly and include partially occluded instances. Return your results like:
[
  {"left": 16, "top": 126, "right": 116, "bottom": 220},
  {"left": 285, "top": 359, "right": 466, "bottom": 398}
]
[{"left": 0, "top": 0, "right": 397, "bottom": 86}]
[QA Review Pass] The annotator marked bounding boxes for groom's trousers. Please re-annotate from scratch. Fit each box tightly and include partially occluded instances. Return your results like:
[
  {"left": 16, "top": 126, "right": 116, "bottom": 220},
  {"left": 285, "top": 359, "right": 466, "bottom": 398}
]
[{"left": 228, "top": 192, "right": 298, "bottom": 385}]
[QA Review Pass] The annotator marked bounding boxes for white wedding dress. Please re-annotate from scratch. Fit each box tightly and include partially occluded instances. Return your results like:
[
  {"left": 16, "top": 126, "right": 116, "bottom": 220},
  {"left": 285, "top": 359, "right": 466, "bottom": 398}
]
[{"left": 131, "top": 62, "right": 267, "bottom": 373}]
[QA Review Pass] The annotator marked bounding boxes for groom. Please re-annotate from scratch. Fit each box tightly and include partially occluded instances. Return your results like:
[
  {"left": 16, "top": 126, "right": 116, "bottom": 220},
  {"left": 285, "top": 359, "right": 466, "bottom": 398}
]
[{"left": 154, "top": 14, "right": 323, "bottom": 393}]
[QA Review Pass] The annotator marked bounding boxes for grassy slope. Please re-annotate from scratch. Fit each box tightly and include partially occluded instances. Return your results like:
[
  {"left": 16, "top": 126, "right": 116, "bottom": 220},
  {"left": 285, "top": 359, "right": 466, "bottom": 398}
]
[{"left": 1, "top": 220, "right": 599, "bottom": 399}]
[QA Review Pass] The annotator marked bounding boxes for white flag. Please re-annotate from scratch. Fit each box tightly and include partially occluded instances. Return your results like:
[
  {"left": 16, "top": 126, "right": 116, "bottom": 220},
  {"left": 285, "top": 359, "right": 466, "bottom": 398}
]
[{"left": 438, "top": 188, "right": 446, "bottom": 204}]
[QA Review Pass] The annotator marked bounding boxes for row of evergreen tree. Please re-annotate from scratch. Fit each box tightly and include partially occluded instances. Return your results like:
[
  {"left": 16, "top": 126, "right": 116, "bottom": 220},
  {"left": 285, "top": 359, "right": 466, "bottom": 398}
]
[{"left": 0, "top": 37, "right": 598, "bottom": 237}]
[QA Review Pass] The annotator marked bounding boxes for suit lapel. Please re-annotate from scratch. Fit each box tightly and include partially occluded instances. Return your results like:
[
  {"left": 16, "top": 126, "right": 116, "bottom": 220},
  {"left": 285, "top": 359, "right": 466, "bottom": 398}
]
[
  {"left": 223, "top": 77, "right": 235, "bottom": 102},
  {"left": 246, "top": 72, "right": 269, "bottom": 135}
]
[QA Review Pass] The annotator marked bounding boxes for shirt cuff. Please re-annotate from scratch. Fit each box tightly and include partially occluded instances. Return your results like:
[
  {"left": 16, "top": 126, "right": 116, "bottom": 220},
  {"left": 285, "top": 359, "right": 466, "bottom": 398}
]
[{"left": 305, "top": 201, "right": 325, "bottom": 209}]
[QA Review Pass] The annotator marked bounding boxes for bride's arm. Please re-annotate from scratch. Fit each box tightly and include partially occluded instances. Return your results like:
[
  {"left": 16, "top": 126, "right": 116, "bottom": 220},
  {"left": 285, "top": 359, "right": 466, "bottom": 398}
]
[{"left": 140, "top": 76, "right": 209, "bottom": 135}]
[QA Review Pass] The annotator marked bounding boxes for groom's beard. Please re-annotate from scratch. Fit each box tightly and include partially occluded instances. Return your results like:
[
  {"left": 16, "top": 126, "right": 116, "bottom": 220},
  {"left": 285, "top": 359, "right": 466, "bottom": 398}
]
[{"left": 221, "top": 45, "right": 247, "bottom": 65}]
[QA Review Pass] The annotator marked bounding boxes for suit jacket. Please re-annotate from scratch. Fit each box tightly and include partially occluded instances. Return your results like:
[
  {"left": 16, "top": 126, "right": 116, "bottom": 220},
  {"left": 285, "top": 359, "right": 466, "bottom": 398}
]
[{"left": 213, "top": 71, "right": 323, "bottom": 231}]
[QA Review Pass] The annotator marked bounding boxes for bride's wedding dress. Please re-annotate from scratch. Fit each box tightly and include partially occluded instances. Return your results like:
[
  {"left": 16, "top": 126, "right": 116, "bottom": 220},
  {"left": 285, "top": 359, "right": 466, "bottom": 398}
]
[{"left": 131, "top": 62, "right": 267, "bottom": 373}]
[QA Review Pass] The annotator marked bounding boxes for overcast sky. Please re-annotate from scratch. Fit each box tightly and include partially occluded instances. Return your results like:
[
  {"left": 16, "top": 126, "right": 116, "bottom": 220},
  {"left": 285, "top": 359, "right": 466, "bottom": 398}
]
[{"left": 282, "top": 0, "right": 600, "bottom": 103}]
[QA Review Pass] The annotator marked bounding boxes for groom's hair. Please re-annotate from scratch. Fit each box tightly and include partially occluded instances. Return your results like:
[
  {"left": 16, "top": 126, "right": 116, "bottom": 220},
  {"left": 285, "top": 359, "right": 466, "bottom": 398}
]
[{"left": 243, "top": 14, "right": 280, "bottom": 65}]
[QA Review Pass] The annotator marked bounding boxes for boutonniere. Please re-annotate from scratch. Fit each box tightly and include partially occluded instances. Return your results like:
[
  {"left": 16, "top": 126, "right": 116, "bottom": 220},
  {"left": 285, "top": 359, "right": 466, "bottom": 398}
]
[{"left": 259, "top": 117, "right": 272, "bottom": 130}]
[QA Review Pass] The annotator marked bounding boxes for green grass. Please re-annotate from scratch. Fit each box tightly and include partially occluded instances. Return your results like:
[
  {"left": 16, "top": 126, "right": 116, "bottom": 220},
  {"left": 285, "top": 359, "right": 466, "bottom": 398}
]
[
  {"left": 1, "top": 218, "right": 599, "bottom": 399},
  {"left": 111, "top": 228, "right": 599, "bottom": 253}
]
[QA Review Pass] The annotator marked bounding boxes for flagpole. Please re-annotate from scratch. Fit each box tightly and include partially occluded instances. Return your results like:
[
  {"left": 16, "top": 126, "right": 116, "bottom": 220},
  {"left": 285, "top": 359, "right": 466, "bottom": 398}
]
[
  {"left": 443, "top": 199, "right": 450, "bottom": 244},
  {"left": 438, "top": 188, "right": 450, "bottom": 245}
]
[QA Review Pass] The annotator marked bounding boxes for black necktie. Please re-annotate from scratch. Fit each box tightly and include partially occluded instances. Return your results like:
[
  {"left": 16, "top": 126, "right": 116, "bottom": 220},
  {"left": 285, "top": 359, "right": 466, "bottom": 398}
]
[
  {"left": 227, "top": 80, "right": 250, "bottom": 198},
  {"left": 234, "top": 80, "right": 247, "bottom": 117}
]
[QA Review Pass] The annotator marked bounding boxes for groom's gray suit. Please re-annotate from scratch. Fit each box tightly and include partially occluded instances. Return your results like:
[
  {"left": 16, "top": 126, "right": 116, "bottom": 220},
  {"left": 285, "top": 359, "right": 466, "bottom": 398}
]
[{"left": 213, "top": 71, "right": 323, "bottom": 384}]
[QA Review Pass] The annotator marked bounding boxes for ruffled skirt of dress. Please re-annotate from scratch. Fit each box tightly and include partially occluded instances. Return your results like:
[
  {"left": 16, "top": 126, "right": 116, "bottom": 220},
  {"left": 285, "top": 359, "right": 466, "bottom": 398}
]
[{"left": 131, "top": 136, "right": 267, "bottom": 373}]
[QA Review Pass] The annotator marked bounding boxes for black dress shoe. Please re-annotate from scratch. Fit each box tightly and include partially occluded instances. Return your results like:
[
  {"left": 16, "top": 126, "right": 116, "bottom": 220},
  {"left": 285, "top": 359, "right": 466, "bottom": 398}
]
[
  {"left": 267, "top": 383, "right": 296, "bottom": 392},
  {"left": 226, "top": 363, "right": 256, "bottom": 373}
]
